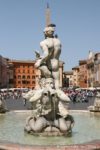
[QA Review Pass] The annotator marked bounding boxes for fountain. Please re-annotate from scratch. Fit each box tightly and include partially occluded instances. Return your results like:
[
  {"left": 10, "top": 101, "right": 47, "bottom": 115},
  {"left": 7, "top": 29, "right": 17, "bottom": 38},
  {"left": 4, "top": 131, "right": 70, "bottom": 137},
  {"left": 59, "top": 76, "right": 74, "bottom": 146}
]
[
  {"left": 88, "top": 92, "right": 100, "bottom": 112},
  {"left": 0, "top": 24, "right": 100, "bottom": 150},
  {"left": 23, "top": 24, "right": 74, "bottom": 136}
]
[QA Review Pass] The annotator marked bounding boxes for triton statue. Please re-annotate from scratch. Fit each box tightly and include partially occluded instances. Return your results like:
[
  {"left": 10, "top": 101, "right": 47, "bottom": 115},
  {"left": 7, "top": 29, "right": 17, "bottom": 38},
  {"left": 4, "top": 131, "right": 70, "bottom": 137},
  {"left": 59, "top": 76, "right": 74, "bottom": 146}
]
[{"left": 23, "top": 24, "right": 74, "bottom": 136}]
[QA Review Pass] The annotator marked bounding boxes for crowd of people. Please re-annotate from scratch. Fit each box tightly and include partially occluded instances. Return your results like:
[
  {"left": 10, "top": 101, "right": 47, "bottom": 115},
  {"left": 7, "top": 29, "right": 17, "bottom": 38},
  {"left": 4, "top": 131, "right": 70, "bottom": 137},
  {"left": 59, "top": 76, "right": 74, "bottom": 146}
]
[
  {"left": 0, "top": 88, "right": 29, "bottom": 101},
  {"left": 0, "top": 87, "right": 98, "bottom": 107},
  {"left": 64, "top": 89, "right": 96, "bottom": 103}
]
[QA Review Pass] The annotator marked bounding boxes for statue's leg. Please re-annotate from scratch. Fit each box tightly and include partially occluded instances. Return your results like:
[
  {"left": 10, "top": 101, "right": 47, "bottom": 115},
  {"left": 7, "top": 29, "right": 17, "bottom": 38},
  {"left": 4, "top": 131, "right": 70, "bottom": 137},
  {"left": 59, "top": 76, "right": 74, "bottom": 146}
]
[
  {"left": 65, "top": 114, "right": 75, "bottom": 129},
  {"left": 29, "top": 117, "right": 47, "bottom": 132},
  {"left": 52, "top": 71, "right": 60, "bottom": 89},
  {"left": 57, "top": 118, "right": 68, "bottom": 132},
  {"left": 54, "top": 117, "right": 69, "bottom": 133},
  {"left": 53, "top": 119, "right": 59, "bottom": 128},
  {"left": 24, "top": 116, "right": 34, "bottom": 132},
  {"left": 65, "top": 120, "right": 72, "bottom": 130},
  {"left": 53, "top": 47, "right": 61, "bottom": 59},
  {"left": 39, "top": 66, "right": 51, "bottom": 78},
  {"left": 50, "top": 59, "right": 60, "bottom": 89},
  {"left": 24, "top": 124, "right": 31, "bottom": 132}
]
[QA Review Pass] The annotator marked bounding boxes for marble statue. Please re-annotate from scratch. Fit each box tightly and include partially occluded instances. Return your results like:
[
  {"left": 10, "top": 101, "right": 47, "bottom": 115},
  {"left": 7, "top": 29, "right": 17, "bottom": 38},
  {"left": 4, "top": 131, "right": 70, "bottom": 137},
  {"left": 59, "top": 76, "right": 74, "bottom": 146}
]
[
  {"left": 35, "top": 24, "right": 61, "bottom": 89},
  {"left": 23, "top": 24, "right": 74, "bottom": 136},
  {"left": 88, "top": 91, "right": 100, "bottom": 112}
]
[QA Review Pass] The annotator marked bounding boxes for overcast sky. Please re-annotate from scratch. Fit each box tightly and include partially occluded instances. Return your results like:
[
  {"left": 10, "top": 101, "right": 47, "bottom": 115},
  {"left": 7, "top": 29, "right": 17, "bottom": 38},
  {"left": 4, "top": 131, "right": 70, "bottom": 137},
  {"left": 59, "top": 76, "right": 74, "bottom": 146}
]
[{"left": 0, "top": 0, "right": 100, "bottom": 70}]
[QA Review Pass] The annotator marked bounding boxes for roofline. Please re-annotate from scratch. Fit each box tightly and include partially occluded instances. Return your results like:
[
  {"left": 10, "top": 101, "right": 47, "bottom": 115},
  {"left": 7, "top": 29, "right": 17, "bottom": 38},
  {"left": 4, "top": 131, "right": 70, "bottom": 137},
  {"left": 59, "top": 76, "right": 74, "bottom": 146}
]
[{"left": 8, "top": 59, "right": 35, "bottom": 63}]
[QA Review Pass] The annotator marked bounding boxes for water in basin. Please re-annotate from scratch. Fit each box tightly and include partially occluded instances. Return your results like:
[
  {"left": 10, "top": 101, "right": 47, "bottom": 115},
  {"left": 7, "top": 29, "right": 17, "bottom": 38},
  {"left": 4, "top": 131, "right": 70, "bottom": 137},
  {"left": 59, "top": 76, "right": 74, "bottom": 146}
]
[{"left": 0, "top": 111, "right": 100, "bottom": 146}]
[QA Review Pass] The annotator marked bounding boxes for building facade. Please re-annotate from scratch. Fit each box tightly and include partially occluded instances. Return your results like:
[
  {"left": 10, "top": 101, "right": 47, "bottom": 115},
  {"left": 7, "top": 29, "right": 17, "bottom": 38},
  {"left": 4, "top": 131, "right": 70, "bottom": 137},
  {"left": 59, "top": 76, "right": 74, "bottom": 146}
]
[
  {"left": 78, "top": 60, "right": 87, "bottom": 88},
  {"left": 0, "top": 55, "right": 8, "bottom": 88},
  {"left": 63, "top": 71, "right": 73, "bottom": 88},
  {"left": 94, "top": 53, "right": 100, "bottom": 87},
  {"left": 8, "top": 60, "right": 37, "bottom": 89},
  {"left": 72, "top": 66, "right": 79, "bottom": 87},
  {"left": 87, "top": 52, "right": 100, "bottom": 87},
  {"left": 87, "top": 52, "right": 95, "bottom": 87}
]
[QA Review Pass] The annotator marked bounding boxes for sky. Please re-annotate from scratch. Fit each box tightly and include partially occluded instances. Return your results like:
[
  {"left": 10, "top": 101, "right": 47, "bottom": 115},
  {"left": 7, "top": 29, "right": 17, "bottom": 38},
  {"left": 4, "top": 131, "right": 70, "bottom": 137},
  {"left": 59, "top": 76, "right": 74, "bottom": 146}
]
[{"left": 0, "top": 0, "right": 100, "bottom": 71}]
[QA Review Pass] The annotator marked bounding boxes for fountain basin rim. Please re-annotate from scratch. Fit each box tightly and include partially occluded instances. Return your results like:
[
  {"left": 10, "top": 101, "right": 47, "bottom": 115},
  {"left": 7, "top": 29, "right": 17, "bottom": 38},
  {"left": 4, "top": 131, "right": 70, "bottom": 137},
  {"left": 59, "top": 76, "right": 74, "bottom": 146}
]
[
  {"left": 9, "top": 109, "right": 89, "bottom": 113},
  {"left": 0, "top": 140, "right": 100, "bottom": 150}
]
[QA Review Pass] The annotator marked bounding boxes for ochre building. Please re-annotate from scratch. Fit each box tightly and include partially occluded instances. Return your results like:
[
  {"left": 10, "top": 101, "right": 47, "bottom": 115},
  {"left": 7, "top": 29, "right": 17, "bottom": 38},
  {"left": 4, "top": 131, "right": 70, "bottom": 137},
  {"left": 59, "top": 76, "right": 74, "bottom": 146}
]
[
  {"left": 78, "top": 60, "right": 87, "bottom": 88},
  {"left": 8, "top": 60, "right": 39, "bottom": 89}
]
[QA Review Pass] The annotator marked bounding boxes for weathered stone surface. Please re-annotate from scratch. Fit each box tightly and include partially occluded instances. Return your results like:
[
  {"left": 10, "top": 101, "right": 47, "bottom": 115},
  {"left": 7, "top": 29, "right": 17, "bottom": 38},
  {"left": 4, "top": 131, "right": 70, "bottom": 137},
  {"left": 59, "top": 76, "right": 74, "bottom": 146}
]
[
  {"left": 0, "top": 140, "right": 100, "bottom": 150},
  {"left": 23, "top": 25, "right": 74, "bottom": 135}
]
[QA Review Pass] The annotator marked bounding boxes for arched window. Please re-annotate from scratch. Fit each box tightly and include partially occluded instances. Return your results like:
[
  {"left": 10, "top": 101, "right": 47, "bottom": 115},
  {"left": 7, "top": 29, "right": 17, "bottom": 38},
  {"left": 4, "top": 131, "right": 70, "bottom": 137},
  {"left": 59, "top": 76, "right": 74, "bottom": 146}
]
[
  {"left": 27, "top": 75, "right": 30, "bottom": 79},
  {"left": 32, "top": 81, "right": 35, "bottom": 84},
  {"left": 32, "top": 76, "right": 35, "bottom": 79}
]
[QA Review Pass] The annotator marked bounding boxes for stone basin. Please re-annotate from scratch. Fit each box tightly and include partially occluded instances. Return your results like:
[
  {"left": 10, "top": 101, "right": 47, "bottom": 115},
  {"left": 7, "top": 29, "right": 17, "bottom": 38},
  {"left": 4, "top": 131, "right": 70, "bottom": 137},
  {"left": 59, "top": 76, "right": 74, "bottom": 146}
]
[{"left": 0, "top": 110, "right": 100, "bottom": 147}]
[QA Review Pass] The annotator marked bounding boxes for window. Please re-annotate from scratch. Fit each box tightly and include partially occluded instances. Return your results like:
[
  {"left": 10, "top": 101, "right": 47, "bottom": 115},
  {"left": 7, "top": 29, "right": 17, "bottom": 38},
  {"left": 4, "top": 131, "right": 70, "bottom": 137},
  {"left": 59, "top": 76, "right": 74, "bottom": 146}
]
[
  {"left": 32, "top": 81, "right": 35, "bottom": 84},
  {"left": 18, "top": 69, "right": 20, "bottom": 73},
  {"left": 27, "top": 81, "right": 30, "bottom": 84},
  {"left": 16, "top": 65, "right": 20, "bottom": 68},
  {"left": 27, "top": 75, "right": 30, "bottom": 79},
  {"left": 22, "top": 80, "right": 26, "bottom": 84},
  {"left": 18, "top": 75, "right": 21, "bottom": 79},
  {"left": 84, "top": 79, "right": 87, "bottom": 83},
  {"left": 22, "top": 75, "right": 25, "bottom": 79},
  {"left": 18, "top": 81, "right": 21, "bottom": 84},
  {"left": 32, "top": 76, "right": 35, "bottom": 79},
  {"left": 27, "top": 70, "right": 30, "bottom": 73}
]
